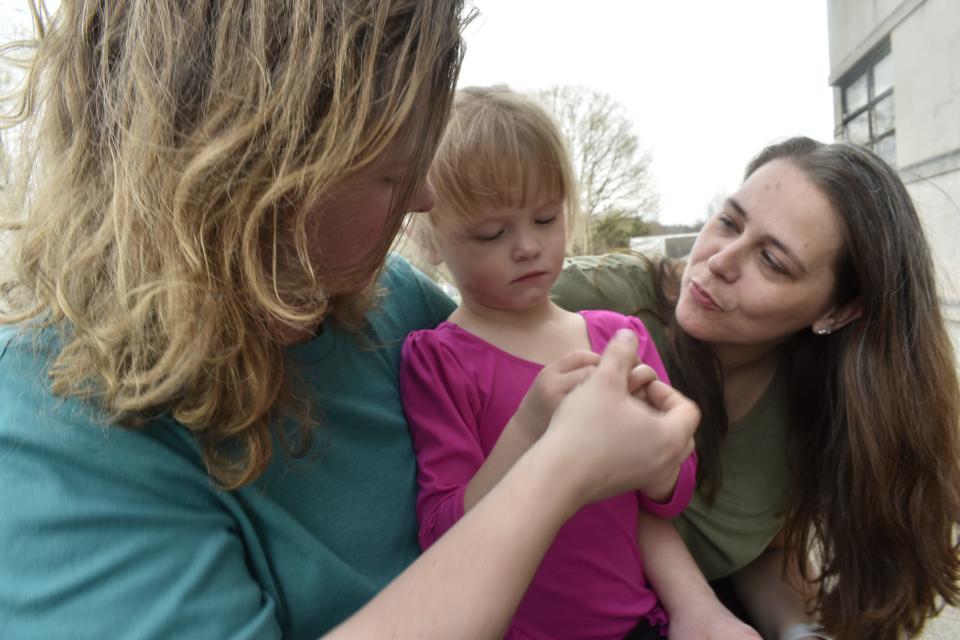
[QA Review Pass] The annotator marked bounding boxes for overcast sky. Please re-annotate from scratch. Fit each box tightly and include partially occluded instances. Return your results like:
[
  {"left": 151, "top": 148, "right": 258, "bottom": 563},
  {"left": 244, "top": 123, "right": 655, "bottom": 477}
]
[
  {"left": 1, "top": 0, "right": 835, "bottom": 225},
  {"left": 458, "top": 0, "right": 835, "bottom": 224}
]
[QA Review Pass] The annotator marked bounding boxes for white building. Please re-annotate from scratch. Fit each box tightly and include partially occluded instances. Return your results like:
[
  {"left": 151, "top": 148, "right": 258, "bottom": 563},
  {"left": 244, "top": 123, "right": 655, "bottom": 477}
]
[
  {"left": 629, "top": 233, "right": 697, "bottom": 260},
  {"left": 827, "top": 0, "right": 960, "bottom": 349}
]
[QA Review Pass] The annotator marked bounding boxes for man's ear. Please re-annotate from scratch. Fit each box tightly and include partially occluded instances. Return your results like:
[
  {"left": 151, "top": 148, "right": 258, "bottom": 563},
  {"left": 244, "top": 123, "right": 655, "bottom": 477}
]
[{"left": 812, "top": 297, "right": 863, "bottom": 334}]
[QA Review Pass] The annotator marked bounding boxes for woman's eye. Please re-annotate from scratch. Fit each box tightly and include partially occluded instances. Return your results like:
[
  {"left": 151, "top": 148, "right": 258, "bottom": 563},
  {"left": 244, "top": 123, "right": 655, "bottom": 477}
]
[
  {"left": 761, "top": 251, "right": 788, "bottom": 274},
  {"left": 717, "top": 214, "right": 737, "bottom": 230},
  {"left": 535, "top": 215, "right": 558, "bottom": 225}
]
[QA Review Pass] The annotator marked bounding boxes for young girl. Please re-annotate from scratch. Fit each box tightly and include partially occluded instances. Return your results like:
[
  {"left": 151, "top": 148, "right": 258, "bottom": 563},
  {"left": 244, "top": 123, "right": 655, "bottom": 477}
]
[{"left": 400, "top": 85, "right": 698, "bottom": 640}]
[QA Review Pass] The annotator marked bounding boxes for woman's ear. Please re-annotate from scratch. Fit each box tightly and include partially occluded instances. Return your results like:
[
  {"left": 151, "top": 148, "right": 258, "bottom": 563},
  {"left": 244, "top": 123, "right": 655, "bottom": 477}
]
[{"left": 811, "top": 297, "right": 863, "bottom": 335}]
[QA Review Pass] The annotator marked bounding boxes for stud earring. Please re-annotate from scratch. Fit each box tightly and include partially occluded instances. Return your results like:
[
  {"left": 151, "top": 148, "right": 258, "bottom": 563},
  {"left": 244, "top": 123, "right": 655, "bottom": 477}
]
[{"left": 815, "top": 327, "right": 832, "bottom": 336}]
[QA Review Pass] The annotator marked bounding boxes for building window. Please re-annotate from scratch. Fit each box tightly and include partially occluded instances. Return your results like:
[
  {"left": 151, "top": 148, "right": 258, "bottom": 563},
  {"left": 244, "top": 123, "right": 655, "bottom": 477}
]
[{"left": 840, "top": 45, "right": 895, "bottom": 167}]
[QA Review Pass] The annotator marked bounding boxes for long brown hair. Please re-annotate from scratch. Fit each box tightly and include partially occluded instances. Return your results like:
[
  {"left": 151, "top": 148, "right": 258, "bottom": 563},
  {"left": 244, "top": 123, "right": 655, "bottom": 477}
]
[
  {"left": 1, "top": 0, "right": 468, "bottom": 488},
  {"left": 653, "top": 137, "right": 960, "bottom": 639}
]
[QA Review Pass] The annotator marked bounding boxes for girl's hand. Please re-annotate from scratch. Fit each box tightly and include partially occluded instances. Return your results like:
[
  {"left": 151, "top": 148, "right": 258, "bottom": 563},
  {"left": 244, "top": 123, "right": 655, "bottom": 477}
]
[
  {"left": 511, "top": 353, "right": 659, "bottom": 446},
  {"left": 511, "top": 350, "right": 600, "bottom": 445},
  {"left": 667, "top": 599, "right": 762, "bottom": 640},
  {"left": 628, "top": 363, "right": 658, "bottom": 403},
  {"left": 540, "top": 330, "right": 699, "bottom": 507}
]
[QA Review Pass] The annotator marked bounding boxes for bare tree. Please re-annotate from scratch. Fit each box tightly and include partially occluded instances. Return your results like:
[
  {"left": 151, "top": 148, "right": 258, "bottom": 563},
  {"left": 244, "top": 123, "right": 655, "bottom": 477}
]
[
  {"left": 703, "top": 188, "right": 728, "bottom": 221},
  {"left": 536, "top": 85, "right": 660, "bottom": 252}
]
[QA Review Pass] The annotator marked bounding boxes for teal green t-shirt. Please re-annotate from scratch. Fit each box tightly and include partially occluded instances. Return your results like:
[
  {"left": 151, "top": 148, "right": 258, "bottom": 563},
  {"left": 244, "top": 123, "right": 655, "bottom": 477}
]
[
  {"left": 553, "top": 253, "right": 791, "bottom": 580},
  {"left": 0, "top": 256, "right": 455, "bottom": 639}
]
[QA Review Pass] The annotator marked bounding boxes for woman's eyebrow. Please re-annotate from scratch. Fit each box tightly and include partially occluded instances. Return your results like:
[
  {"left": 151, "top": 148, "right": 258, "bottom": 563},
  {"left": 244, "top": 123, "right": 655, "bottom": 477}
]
[
  {"left": 727, "top": 197, "right": 748, "bottom": 219},
  {"left": 728, "top": 196, "right": 808, "bottom": 274}
]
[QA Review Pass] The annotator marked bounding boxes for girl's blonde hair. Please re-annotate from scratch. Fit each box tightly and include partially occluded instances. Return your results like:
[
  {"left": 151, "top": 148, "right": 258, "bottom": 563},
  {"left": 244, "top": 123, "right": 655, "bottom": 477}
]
[
  {"left": 411, "top": 85, "right": 583, "bottom": 257},
  {"left": 0, "top": 0, "right": 468, "bottom": 488}
]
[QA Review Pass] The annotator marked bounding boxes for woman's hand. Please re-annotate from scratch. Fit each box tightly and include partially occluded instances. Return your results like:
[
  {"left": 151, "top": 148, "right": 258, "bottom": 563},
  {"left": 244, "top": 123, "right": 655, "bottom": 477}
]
[
  {"left": 540, "top": 329, "right": 699, "bottom": 507},
  {"left": 511, "top": 350, "right": 601, "bottom": 445},
  {"left": 466, "top": 347, "right": 665, "bottom": 512},
  {"left": 513, "top": 354, "right": 660, "bottom": 446}
]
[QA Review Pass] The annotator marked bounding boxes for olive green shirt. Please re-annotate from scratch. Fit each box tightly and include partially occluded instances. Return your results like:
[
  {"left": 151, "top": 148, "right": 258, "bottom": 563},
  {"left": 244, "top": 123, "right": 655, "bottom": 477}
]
[{"left": 553, "top": 253, "right": 791, "bottom": 580}]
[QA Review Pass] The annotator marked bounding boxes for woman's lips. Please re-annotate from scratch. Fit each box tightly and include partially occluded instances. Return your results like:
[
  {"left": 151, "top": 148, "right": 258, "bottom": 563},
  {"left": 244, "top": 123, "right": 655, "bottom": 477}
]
[{"left": 689, "top": 281, "right": 722, "bottom": 311}]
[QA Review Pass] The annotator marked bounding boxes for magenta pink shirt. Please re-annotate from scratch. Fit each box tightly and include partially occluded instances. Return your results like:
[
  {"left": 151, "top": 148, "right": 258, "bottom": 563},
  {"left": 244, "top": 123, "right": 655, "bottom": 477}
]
[{"left": 400, "top": 310, "right": 697, "bottom": 640}]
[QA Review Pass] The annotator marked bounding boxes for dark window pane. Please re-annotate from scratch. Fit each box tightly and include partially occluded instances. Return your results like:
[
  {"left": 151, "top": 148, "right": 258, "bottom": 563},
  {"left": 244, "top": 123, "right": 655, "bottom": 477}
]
[
  {"left": 873, "top": 52, "right": 893, "bottom": 96},
  {"left": 873, "top": 94, "right": 895, "bottom": 135},
  {"left": 844, "top": 73, "right": 869, "bottom": 114},
  {"left": 846, "top": 111, "right": 871, "bottom": 144}
]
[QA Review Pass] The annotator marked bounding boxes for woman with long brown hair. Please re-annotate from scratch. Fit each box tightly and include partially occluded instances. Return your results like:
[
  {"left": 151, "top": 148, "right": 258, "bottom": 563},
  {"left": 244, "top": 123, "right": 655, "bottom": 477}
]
[
  {"left": 554, "top": 136, "right": 960, "bottom": 640},
  {"left": 0, "top": 1, "right": 698, "bottom": 637}
]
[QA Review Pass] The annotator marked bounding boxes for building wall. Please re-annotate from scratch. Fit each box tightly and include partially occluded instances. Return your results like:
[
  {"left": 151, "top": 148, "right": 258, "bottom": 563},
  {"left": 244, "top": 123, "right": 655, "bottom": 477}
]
[
  {"left": 827, "top": 0, "right": 916, "bottom": 69},
  {"left": 827, "top": 0, "right": 960, "bottom": 351},
  {"left": 894, "top": 0, "right": 960, "bottom": 166}
]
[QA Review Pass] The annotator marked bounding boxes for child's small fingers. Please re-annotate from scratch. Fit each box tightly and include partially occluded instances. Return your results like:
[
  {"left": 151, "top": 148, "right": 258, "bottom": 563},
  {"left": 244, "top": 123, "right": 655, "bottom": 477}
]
[
  {"left": 627, "top": 364, "right": 658, "bottom": 394},
  {"left": 550, "top": 350, "right": 601, "bottom": 373},
  {"left": 557, "top": 365, "right": 597, "bottom": 393}
]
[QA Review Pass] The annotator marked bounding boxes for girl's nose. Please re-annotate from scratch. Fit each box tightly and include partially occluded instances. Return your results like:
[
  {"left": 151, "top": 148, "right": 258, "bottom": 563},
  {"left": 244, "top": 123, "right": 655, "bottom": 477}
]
[{"left": 512, "top": 230, "right": 541, "bottom": 261}]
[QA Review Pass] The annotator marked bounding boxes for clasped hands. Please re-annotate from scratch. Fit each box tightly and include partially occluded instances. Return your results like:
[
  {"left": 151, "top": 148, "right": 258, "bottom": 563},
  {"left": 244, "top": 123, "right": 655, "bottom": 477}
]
[{"left": 512, "top": 330, "right": 699, "bottom": 507}]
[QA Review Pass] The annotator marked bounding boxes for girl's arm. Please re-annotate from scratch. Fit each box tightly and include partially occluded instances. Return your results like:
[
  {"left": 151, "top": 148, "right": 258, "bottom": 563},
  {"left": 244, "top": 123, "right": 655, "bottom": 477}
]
[
  {"left": 636, "top": 512, "right": 761, "bottom": 640},
  {"left": 401, "top": 340, "right": 599, "bottom": 548},
  {"left": 328, "top": 331, "right": 699, "bottom": 639},
  {"left": 729, "top": 535, "right": 823, "bottom": 640},
  {"left": 463, "top": 350, "right": 600, "bottom": 510}
]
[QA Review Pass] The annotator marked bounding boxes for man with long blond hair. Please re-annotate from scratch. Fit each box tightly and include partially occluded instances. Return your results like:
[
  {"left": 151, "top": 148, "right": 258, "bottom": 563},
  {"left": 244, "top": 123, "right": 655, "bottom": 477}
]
[{"left": 0, "top": 1, "right": 698, "bottom": 637}]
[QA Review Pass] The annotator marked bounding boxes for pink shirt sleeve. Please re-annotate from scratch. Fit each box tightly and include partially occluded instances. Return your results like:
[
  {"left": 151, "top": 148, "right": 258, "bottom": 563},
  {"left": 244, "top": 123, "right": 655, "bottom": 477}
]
[
  {"left": 400, "top": 330, "right": 484, "bottom": 550},
  {"left": 624, "top": 314, "right": 698, "bottom": 519},
  {"left": 638, "top": 451, "right": 697, "bottom": 518}
]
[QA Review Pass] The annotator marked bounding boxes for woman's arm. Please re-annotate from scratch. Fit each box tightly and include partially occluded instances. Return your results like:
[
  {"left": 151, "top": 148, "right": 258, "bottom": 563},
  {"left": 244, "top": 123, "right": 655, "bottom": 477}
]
[
  {"left": 730, "top": 535, "right": 821, "bottom": 640},
  {"left": 637, "top": 512, "right": 761, "bottom": 640},
  {"left": 328, "top": 330, "right": 699, "bottom": 638},
  {"left": 467, "top": 353, "right": 664, "bottom": 510}
]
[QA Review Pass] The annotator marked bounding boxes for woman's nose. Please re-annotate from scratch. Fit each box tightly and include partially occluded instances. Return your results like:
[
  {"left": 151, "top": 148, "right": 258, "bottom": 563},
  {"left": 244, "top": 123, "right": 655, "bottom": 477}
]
[
  {"left": 409, "top": 180, "right": 436, "bottom": 214},
  {"left": 707, "top": 243, "right": 740, "bottom": 281}
]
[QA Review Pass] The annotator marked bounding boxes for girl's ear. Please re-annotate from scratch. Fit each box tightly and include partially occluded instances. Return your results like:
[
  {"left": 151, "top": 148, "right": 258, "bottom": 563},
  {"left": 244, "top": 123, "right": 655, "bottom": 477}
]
[{"left": 811, "top": 297, "right": 863, "bottom": 335}]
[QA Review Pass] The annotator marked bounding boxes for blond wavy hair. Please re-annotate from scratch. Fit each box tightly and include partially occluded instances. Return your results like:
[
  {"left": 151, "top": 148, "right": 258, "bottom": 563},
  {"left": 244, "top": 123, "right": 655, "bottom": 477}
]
[
  {"left": 409, "top": 85, "right": 584, "bottom": 259},
  {"left": 0, "top": 0, "right": 468, "bottom": 488}
]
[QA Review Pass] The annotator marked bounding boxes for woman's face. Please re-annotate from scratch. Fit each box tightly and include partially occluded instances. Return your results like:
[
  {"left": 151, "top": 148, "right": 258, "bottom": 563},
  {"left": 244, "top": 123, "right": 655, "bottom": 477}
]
[
  {"left": 676, "top": 159, "right": 849, "bottom": 353},
  {"left": 305, "top": 141, "right": 436, "bottom": 296}
]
